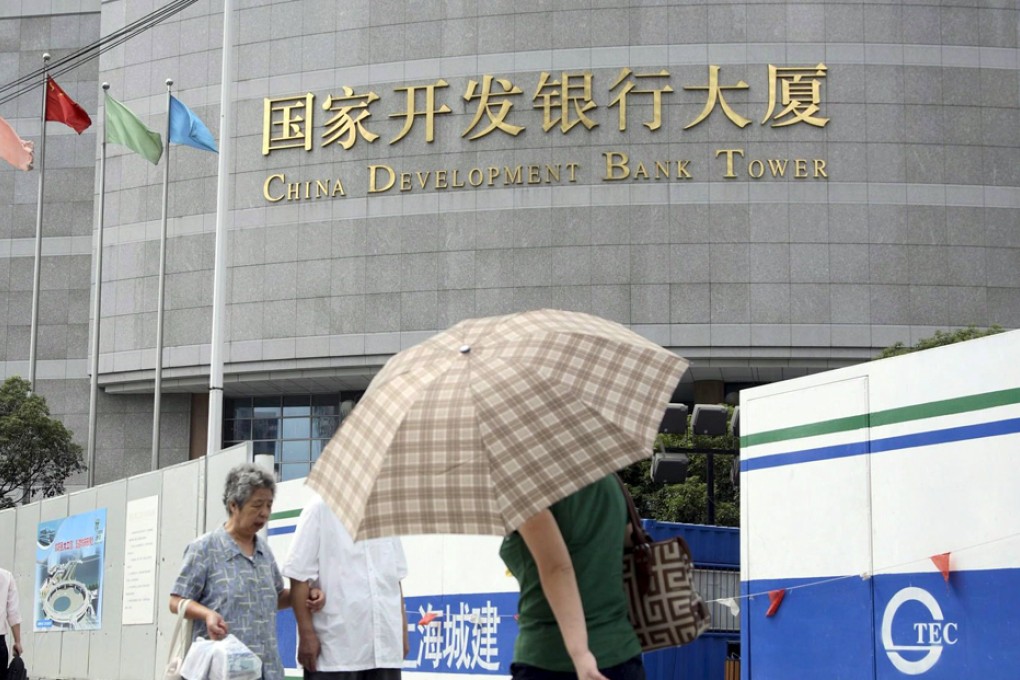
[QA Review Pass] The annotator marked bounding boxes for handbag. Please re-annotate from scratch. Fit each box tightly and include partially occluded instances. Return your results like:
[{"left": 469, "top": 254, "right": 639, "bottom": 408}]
[
  {"left": 7, "top": 655, "right": 27, "bottom": 680},
  {"left": 163, "top": 598, "right": 193, "bottom": 680},
  {"left": 616, "top": 476, "right": 711, "bottom": 651}
]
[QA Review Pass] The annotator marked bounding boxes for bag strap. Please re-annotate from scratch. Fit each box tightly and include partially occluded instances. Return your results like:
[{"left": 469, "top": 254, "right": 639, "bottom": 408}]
[
  {"left": 167, "top": 598, "right": 192, "bottom": 662},
  {"left": 614, "top": 474, "right": 652, "bottom": 547},
  {"left": 614, "top": 474, "right": 655, "bottom": 595}
]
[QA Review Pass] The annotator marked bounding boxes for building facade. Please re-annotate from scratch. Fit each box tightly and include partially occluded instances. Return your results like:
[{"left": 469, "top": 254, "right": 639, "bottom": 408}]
[{"left": 1, "top": 0, "right": 1017, "bottom": 487}]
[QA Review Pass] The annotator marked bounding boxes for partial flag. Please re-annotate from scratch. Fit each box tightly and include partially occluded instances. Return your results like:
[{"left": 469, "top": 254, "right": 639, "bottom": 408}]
[
  {"left": 169, "top": 95, "right": 217, "bottom": 153},
  {"left": 45, "top": 76, "right": 92, "bottom": 134},
  {"left": 765, "top": 588, "right": 786, "bottom": 617},
  {"left": 0, "top": 115, "right": 34, "bottom": 171},
  {"left": 105, "top": 93, "right": 162, "bottom": 165},
  {"left": 931, "top": 552, "right": 951, "bottom": 583}
]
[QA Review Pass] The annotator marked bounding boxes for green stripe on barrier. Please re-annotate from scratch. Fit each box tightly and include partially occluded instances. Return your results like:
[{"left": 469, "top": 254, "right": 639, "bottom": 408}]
[
  {"left": 270, "top": 508, "right": 302, "bottom": 521},
  {"left": 740, "top": 415, "right": 868, "bottom": 448},
  {"left": 741, "top": 387, "right": 1020, "bottom": 448}
]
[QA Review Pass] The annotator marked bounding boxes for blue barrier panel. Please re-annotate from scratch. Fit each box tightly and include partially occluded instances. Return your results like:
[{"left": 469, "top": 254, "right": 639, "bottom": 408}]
[
  {"left": 639, "top": 521, "right": 740, "bottom": 680},
  {"left": 642, "top": 520, "right": 739, "bottom": 570},
  {"left": 644, "top": 632, "right": 738, "bottom": 680}
]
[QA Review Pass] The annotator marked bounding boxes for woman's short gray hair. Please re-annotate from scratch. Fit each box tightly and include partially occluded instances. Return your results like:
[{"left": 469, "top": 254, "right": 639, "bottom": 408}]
[{"left": 222, "top": 463, "right": 276, "bottom": 511}]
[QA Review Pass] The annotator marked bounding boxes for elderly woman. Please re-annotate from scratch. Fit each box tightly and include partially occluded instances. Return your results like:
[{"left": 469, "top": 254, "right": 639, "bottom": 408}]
[{"left": 170, "top": 463, "right": 323, "bottom": 680}]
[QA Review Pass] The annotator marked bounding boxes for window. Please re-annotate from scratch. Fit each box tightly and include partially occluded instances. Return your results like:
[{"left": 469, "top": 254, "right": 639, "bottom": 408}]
[{"left": 223, "top": 392, "right": 360, "bottom": 480}]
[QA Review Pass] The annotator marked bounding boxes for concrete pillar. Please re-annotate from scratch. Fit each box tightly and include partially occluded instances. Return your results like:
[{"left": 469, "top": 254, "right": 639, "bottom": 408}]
[{"left": 693, "top": 379, "right": 725, "bottom": 404}]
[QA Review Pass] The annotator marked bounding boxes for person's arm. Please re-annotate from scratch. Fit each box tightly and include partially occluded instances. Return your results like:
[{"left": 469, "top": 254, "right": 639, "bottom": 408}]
[
  {"left": 276, "top": 583, "right": 326, "bottom": 612},
  {"left": 7, "top": 576, "right": 22, "bottom": 656},
  {"left": 517, "top": 509, "right": 609, "bottom": 680},
  {"left": 169, "top": 594, "right": 228, "bottom": 639},
  {"left": 276, "top": 587, "right": 292, "bottom": 610},
  {"left": 276, "top": 504, "right": 326, "bottom": 614},
  {"left": 290, "top": 579, "right": 321, "bottom": 671},
  {"left": 400, "top": 582, "right": 409, "bottom": 658}
]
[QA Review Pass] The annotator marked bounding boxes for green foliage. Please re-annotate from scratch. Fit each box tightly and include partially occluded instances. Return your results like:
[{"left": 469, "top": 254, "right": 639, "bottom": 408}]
[
  {"left": 0, "top": 376, "right": 85, "bottom": 509},
  {"left": 619, "top": 410, "right": 739, "bottom": 527},
  {"left": 876, "top": 325, "right": 1004, "bottom": 359}
]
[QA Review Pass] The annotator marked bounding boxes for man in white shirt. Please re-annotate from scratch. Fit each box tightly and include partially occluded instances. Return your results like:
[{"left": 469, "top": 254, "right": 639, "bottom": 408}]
[
  {"left": 283, "top": 493, "right": 408, "bottom": 680},
  {"left": 1, "top": 566, "right": 23, "bottom": 680}
]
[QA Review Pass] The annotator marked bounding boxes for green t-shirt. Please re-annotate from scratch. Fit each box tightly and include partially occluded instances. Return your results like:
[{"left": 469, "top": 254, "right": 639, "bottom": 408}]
[{"left": 499, "top": 475, "right": 641, "bottom": 671}]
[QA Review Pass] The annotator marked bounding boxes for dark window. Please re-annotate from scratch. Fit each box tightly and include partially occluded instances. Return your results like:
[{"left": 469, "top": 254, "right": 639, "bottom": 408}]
[{"left": 222, "top": 392, "right": 360, "bottom": 479}]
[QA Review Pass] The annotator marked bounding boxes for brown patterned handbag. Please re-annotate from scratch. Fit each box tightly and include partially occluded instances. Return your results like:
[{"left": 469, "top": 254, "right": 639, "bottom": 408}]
[{"left": 616, "top": 476, "right": 711, "bottom": 651}]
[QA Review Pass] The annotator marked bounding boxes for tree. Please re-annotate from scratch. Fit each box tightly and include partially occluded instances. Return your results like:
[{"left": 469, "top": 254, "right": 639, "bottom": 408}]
[
  {"left": 0, "top": 376, "right": 85, "bottom": 509},
  {"left": 620, "top": 410, "right": 740, "bottom": 527},
  {"left": 875, "top": 325, "right": 1003, "bottom": 359}
]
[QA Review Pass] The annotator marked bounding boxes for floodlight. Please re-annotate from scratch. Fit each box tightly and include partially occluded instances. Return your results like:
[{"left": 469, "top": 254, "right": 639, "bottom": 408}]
[
  {"left": 658, "top": 403, "right": 689, "bottom": 434},
  {"left": 651, "top": 450, "right": 689, "bottom": 484},
  {"left": 691, "top": 404, "right": 728, "bottom": 436}
]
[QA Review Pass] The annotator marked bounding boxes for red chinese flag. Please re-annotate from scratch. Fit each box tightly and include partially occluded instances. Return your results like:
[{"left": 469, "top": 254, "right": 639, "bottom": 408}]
[{"left": 45, "top": 76, "right": 91, "bottom": 134}]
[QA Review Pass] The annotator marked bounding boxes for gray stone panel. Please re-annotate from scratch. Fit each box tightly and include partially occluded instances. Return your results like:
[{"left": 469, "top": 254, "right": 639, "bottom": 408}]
[
  {"left": 631, "top": 284, "right": 668, "bottom": 324},
  {"left": 750, "top": 284, "right": 790, "bottom": 324},
  {"left": 2, "top": 1, "right": 1018, "bottom": 485}
]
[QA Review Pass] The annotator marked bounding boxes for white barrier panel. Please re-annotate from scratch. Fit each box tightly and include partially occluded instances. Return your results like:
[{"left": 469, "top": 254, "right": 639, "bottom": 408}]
[
  {"left": 2, "top": 445, "right": 518, "bottom": 680},
  {"left": 0, "top": 445, "right": 248, "bottom": 680},
  {"left": 740, "top": 329, "right": 1020, "bottom": 679}
]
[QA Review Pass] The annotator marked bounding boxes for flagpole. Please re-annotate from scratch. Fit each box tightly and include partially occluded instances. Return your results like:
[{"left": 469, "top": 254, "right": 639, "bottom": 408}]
[
  {"left": 28, "top": 53, "right": 50, "bottom": 391},
  {"left": 87, "top": 83, "right": 110, "bottom": 488},
  {"left": 207, "top": 0, "right": 236, "bottom": 457},
  {"left": 152, "top": 79, "right": 173, "bottom": 470}
]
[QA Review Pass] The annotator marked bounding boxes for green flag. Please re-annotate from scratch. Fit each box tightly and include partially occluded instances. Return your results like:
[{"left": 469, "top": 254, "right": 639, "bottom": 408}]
[{"left": 105, "top": 93, "right": 162, "bottom": 165}]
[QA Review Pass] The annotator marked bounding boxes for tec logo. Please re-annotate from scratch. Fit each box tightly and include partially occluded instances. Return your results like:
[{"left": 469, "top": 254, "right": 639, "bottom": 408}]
[{"left": 881, "top": 587, "right": 958, "bottom": 675}]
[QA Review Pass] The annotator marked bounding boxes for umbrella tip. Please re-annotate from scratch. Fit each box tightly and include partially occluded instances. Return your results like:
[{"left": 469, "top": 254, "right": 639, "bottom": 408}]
[{"left": 459, "top": 344, "right": 471, "bottom": 354}]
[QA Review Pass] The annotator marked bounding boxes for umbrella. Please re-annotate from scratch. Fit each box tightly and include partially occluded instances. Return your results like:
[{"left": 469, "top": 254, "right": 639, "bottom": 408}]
[{"left": 307, "top": 308, "right": 688, "bottom": 539}]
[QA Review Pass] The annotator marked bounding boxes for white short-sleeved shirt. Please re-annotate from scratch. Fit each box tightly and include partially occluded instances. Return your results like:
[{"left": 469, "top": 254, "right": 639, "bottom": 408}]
[
  {"left": 282, "top": 495, "right": 408, "bottom": 671},
  {"left": 1, "top": 567, "right": 21, "bottom": 630}
]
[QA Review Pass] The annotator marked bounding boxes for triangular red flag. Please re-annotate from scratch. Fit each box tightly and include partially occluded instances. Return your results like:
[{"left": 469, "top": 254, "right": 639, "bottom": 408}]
[
  {"left": 417, "top": 611, "right": 440, "bottom": 626},
  {"left": 931, "top": 552, "right": 951, "bottom": 583},
  {"left": 45, "top": 76, "right": 92, "bottom": 134},
  {"left": 765, "top": 588, "right": 786, "bottom": 617}
]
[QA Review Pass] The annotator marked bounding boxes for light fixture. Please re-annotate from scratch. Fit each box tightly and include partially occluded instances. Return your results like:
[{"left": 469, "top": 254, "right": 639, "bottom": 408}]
[
  {"left": 691, "top": 404, "right": 728, "bottom": 436},
  {"left": 651, "top": 444, "right": 689, "bottom": 484},
  {"left": 658, "top": 403, "right": 688, "bottom": 434}
]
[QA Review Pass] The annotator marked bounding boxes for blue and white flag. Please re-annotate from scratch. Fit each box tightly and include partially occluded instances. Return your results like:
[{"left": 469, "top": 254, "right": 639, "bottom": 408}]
[{"left": 168, "top": 95, "right": 217, "bottom": 153}]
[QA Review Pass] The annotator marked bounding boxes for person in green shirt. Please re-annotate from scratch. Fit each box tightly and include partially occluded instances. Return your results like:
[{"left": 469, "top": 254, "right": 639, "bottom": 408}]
[{"left": 500, "top": 474, "right": 645, "bottom": 680}]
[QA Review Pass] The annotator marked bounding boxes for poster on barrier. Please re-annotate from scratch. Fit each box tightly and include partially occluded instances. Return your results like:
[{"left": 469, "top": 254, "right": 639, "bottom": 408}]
[
  {"left": 122, "top": 495, "right": 160, "bottom": 625},
  {"left": 33, "top": 508, "right": 107, "bottom": 631}
]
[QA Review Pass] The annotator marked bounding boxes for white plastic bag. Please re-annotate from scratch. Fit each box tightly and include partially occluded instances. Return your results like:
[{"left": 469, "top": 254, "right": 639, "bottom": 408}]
[
  {"left": 180, "top": 636, "right": 214, "bottom": 680},
  {"left": 181, "top": 634, "right": 262, "bottom": 680}
]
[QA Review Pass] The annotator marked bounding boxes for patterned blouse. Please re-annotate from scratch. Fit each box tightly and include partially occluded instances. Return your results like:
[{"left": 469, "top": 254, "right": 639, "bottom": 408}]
[{"left": 172, "top": 526, "right": 285, "bottom": 680}]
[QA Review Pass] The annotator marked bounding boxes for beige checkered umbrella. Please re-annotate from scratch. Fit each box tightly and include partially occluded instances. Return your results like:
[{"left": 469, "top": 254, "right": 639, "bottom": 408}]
[{"left": 307, "top": 309, "right": 688, "bottom": 539}]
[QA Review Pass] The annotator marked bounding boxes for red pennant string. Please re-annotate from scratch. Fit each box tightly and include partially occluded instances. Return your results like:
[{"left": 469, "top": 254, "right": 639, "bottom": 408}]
[
  {"left": 766, "top": 588, "right": 786, "bottom": 617},
  {"left": 931, "top": 552, "right": 951, "bottom": 583},
  {"left": 418, "top": 611, "right": 440, "bottom": 625}
]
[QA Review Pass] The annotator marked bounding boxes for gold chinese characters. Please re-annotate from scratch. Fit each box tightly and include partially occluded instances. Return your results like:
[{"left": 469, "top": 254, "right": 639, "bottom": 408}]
[{"left": 262, "top": 64, "right": 829, "bottom": 155}]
